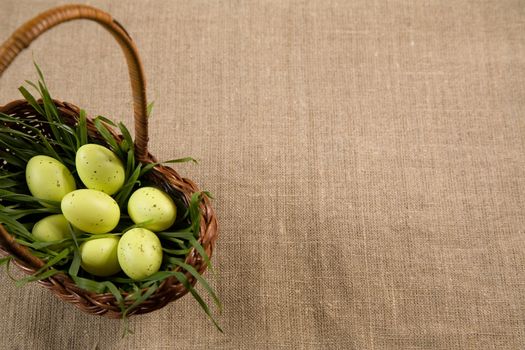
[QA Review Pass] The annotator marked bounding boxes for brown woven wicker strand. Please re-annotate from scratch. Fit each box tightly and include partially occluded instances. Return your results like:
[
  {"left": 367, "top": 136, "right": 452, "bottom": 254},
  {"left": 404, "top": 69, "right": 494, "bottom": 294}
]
[{"left": 0, "top": 4, "right": 218, "bottom": 318}]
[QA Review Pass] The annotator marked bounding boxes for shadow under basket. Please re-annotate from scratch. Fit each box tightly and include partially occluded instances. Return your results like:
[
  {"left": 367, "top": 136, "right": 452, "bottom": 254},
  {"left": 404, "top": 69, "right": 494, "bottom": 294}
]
[{"left": 0, "top": 5, "right": 218, "bottom": 318}]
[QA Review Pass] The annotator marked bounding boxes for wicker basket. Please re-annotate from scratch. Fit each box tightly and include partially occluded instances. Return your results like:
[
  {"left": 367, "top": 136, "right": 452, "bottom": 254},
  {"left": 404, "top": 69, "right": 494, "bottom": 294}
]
[{"left": 0, "top": 4, "right": 218, "bottom": 318}]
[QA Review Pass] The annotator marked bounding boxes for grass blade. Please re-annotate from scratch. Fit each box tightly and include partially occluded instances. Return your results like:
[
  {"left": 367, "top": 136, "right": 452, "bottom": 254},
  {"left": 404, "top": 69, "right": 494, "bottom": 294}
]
[
  {"left": 16, "top": 268, "right": 61, "bottom": 287},
  {"left": 147, "top": 101, "right": 154, "bottom": 117},
  {"left": 17, "top": 86, "right": 44, "bottom": 116},
  {"left": 94, "top": 115, "right": 117, "bottom": 127},
  {"left": 115, "top": 164, "right": 141, "bottom": 208},
  {"left": 188, "top": 236, "right": 214, "bottom": 273},
  {"left": 174, "top": 271, "right": 223, "bottom": 332},
  {"left": 118, "top": 122, "right": 133, "bottom": 149},
  {"left": 162, "top": 157, "right": 198, "bottom": 164},
  {"left": 78, "top": 110, "right": 88, "bottom": 148},
  {"left": 94, "top": 118, "right": 121, "bottom": 157},
  {"left": 0, "top": 256, "right": 11, "bottom": 267},
  {"left": 71, "top": 276, "right": 107, "bottom": 293},
  {"left": 123, "top": 282, "right": 158, "bottom": 317},
  {"left": 0, "top": 212, "right": 33, "bottom": 240},
  {"left": 139, "top": 162, "right": 157, "bottom": 177},
  {"left": 68, "top": 249, "right": 81, "bottom": 276},
  {"left": 172, "top": 260, "right": 222, "bottom": 311}
]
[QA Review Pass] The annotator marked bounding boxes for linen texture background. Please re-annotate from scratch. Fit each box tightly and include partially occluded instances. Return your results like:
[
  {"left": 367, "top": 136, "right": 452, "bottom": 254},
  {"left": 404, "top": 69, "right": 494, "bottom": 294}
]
[{"left": 0, "top": 0, "right": 524, "bottom": 349}]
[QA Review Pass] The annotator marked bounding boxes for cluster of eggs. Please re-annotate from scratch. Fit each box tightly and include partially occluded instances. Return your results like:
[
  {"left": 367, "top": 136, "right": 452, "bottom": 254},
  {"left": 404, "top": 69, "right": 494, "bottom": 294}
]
[{"left": 26, "top": 144, "right": 177, "bottom": 280}]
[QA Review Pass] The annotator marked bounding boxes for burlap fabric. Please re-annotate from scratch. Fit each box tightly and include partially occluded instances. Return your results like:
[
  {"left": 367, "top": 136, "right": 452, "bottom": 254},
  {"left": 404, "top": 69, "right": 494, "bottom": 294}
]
[{"left": 0, "top": 1, "right": 524, "bottom": 349}]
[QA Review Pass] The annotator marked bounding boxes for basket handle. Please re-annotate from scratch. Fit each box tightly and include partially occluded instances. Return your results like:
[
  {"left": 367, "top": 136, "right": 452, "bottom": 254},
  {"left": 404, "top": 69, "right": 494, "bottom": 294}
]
[{"left": 0, "top": 4, "right": 149, "bottom": 162}]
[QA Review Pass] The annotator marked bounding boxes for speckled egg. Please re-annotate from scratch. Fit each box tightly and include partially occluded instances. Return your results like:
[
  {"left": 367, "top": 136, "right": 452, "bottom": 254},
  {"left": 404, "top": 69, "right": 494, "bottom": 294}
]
[
  {"left": 127, "top": 187, "right": 177, "bottom": 232},
  {"left": 75, "top": 144, "right": 125, "bottom": 195},
  {"left": 61, "top": 189, "right": 120, "bottom": 234},
  {"left": 117, "top": 228, "right": 163, "bottom": 280},
  {"left": 80, "top": 236, "right": 121, "bottom": 276},
  {"left": 32, "top": 214, "right": 70, "bottom": 243},
  {"left": 26, "top": 155, "right": 76, "bottom": 203}
]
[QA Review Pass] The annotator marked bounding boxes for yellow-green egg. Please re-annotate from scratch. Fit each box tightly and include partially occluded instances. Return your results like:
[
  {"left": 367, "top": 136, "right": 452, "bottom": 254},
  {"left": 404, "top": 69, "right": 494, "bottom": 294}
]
[
  {"left": 127, "top": 187, "right": 177, "bottom": 232},
  {"left": 117, "top": 228, "right": 163, "bottom": 280},
  {"left": 26, "top": 155, "right": 76, "bottom": 203},
  {"left": 32, "top": 214, "right": 70, "bottom": 244},
  {"left": 61, "top": 189, "right": 120, "bottom": 234},
  {"left": 75, "top": 144, "right": 125, "bottom": 195},
  {"left": 80, "top": 236, "right": 121, "bottom": 276}
]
